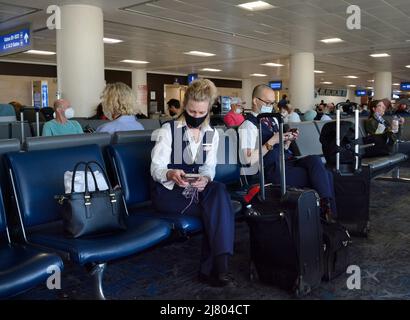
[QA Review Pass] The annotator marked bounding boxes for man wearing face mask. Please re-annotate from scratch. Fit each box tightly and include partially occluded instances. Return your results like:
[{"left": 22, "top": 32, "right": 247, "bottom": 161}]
[
  {"left": 239, "top": 85, "right": 337, "bottom": 222},
  {"left": 42, "top": 99, "right": 83, "bottom": 137},
  {"left": 223, "top": 97, "right": 246, "bottom": 128}
]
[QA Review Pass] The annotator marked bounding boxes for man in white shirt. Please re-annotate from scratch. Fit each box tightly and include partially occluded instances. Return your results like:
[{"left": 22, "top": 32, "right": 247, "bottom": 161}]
[{"left": 238, "top": 84, "right": 337, "bottom": 221}]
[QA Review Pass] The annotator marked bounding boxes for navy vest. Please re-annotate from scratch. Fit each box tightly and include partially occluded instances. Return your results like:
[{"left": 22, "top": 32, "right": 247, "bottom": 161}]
[
  {"left": 245, "top": 114, "right": 292, "bottom": 170},
  {"left": 167, "top": 121, "right": 215, "bottom": 174}
]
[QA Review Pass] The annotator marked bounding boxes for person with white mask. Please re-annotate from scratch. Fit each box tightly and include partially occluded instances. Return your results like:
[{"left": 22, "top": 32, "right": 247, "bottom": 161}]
[
  {"left": 223, "top": 97, "right": 245, "bottom": 128},
  {"left": 42, "top": 99, "right": 84, "bottom": 137},
  {"left": 238, "top": 85, "right": 337, "bottom": 222}
]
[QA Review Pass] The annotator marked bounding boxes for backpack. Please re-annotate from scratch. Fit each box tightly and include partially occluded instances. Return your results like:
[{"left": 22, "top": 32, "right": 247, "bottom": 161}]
[{"left": 320, "top": 121, "right": 359, "bottom": 166}]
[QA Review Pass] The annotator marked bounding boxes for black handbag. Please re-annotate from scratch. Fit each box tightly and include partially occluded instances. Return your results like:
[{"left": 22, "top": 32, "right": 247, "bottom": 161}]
[{"left": 56, "top": 161, "right": 128, "bottom": 238}]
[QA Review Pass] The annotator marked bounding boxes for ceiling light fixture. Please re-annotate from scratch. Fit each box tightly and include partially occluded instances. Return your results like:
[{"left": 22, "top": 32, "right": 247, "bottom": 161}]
[
  {"left": 321, "top": 81, "right": 333, "bottom": 85},
  {"left": 320, "top": 38, "right": 344, "bottom": 44},
  {"left": 344, "top": 76, "right": 358, "bottom": 79},
  {"left": 200, "top": 68, "right": 222, "bottom": 72},
  {"left": 103, "top": 38, "right": 123, "bottom": 44},
  {"left": 370, "top": 53, "right": 390, "bottom": 58},
  {"left": 24, "top": 50, "right": 56, "bottom": 55},
  {"left": 314, "top": 70, "right": 325, "bottom": 74},
  {"left": 261, "top": 62, "right": 284, "bottom": 67},
  {"left": 237, "top": 1, "right": 275, "bottom": 11},
  {"left": 184, "top": 51, "right": 216, "bottom": 57},
  {"left": 121, "top": 60, "right": 150, "bottom": 64},
  {"left": 250, "top": 73, "right": 268, "bottom": 77}
]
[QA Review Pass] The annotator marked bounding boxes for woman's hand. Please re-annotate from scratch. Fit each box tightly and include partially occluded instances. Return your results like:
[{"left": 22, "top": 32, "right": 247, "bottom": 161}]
[
  {"left": 166, "top": 170, "right": 189, "bottom": 188},
  {"left": 191, "top": 176, "right": 210, "bottom": 192}
]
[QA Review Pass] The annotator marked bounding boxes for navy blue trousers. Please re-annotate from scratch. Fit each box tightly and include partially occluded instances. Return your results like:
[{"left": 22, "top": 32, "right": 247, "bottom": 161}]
[
  {"left": 267, "top": 155, "right": 337, "bottom": 215},
  {"left": 151, "top": 181, "right": 235, "bottom": 276}
]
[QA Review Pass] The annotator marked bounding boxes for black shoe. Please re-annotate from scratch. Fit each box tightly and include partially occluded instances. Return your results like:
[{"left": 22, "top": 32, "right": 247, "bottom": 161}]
[{"left": 199, "top": 273, "right": 237, "bottom": 288}]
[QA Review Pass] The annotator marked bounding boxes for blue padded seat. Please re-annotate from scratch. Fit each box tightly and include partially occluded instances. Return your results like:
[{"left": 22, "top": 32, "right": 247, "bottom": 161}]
[
  {"left": 0, "top": 183, "right": 63, "bottom": 299},
  {"left": 5, "top": 145, "right": 172, "bottom": 266},
  {"left": 28, "top": 216, "right": 171, "bottom": 265},
  {"left": 108, "top": 141, "right": 242, "bottom": 236},
  {"left": 108, "top": 142, "right": 203, "bottom": 235}
]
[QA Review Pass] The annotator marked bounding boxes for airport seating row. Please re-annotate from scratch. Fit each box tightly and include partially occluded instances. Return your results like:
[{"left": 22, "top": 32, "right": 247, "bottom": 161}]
[{"left": 0, "top": 130, "right": 243, "bottom": 299}]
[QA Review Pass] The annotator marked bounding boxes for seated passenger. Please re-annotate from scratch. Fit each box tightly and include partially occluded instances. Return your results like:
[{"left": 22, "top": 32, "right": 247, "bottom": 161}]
[
  {"left": 303, "top": 110, "right": 317, "bottom": 122},
  {"left": 89, "top": 103, "right": 109, "bottom": 120},
  {"left": 96, "top": 83, "right": 144, "bottom": 134},
  {"left": 42, "top": 99, "right": 83, "bottom": 137},
  {"left": 223, "top": 97, "right": 245, "bottom": 128},
  {"left": 151, "top": 79, "right": 236, "bottom": 287},
  {"left": 167, "top": 99, "right": 182, "bottom": 118},
  {"left": 280, "top": 104, "right": 301, "bottom": 123},
  {"left": 364, "top": 100, "right": 405, "bottom": 136},
  {"left": 239, "top": 85, "right": 337, "bottom": 220}
]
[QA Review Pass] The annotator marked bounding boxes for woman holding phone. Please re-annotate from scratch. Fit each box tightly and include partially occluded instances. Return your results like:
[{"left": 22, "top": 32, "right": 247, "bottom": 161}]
[{"left": 150, "top": 79, "right": 236, "bottom": 287}]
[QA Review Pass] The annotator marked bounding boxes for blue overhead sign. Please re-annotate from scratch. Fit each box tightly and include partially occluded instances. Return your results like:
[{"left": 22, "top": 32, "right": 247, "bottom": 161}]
[
  {"left": 400, "top": 82, "right": 410, "bottom": 91},
  {"left": 0, "top": 25, "right": 32, "bottom": 57}
]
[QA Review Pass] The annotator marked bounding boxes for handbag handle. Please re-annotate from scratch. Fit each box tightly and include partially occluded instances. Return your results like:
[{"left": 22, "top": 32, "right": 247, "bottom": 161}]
[
  {"left": 70, "top": 162, "right": 99, "bottom": 194},
  {"left": 86, "top": 161, "right": 114, "bottom": 192}
]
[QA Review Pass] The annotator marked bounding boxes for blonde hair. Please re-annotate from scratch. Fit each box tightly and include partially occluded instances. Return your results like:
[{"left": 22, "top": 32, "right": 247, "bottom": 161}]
[
  {"left": 180, "top": 79, "right": 218, "bottom": 127},
  {"left": 100, "top": 82, "right": 140, "bottom": 117}
]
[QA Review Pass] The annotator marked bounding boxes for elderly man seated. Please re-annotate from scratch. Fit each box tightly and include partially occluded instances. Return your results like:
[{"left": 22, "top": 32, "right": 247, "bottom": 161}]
[{"left": 42, "top": 99, "right": 83, "bottom": 137}]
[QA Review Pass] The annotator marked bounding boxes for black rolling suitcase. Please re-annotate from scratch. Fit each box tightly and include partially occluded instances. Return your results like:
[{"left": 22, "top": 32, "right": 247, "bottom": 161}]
[
  {"left": 246, "top": 113, "right": 323, "bottom": 297},
  {"left": 321, "top": 106, "right": 371, "bottom": 237}
]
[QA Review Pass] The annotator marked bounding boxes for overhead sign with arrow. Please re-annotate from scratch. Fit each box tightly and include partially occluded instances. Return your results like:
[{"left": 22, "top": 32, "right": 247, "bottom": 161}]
[{"left": 0, "top": 24, "right": 32, "bottom": 57}]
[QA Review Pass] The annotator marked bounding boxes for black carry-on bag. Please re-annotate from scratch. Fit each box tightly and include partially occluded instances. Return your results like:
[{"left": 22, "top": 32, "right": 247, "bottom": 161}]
[
  {"left": 322, "top": 105, "right": 371, "bottom": 237},
  {"left": 246, "top": 113, "right": 323, "bottom": 297}
]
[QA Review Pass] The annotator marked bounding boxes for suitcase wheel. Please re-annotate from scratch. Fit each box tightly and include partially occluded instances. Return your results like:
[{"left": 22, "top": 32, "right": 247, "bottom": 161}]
[
  {"left": 249, "top": 261, "right": 259, "bottom": 282},
  {"left": 295, "top": 277, "right": 311, "bottom": 298}
]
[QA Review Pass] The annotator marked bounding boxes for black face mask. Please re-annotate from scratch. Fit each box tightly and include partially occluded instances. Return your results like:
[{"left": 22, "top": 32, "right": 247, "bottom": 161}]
[
  {"left": 184, "top": 111, "right": 208, "bottom": 128},
  {"left": 170, "top": 111, "right": 177, "bottom": 117}
]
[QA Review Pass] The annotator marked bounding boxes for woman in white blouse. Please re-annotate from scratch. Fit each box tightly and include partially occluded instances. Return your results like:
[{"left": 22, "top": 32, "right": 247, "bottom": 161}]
[{"left": 150, "top": 79, "right": 235, "bottom": 287}]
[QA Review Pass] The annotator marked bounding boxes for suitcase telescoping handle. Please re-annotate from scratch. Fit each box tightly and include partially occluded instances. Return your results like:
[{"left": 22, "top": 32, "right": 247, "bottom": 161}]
[
  {"left": 335, "top": 104, "right": 360, "bottom": 173},
  {"left": 257, "top": 113, "right": 286, "bottom": 201}
]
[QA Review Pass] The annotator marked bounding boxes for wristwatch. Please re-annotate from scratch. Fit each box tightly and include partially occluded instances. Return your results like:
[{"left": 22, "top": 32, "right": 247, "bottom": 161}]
[{"left": 265, "top": 142, "right": 274, "bottom": 151}]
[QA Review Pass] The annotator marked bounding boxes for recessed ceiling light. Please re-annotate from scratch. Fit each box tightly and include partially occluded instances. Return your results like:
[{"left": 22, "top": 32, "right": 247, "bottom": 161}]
[
  {"left": 368, "top": 80, "right": 375, "bottom": 83},
  {"left": 250, "top": 73, "right": 267, "bottom": 77},
  {"left": 344, "top": 76, "right": 359, "bottom": 79},
  {"left": 366, "top": 87, "right": 374, "bottom": 90},
  {"left": 314, "top": 70, "right": 325, "bottom": 74},
  {"left": 261, "top": 62, "right": 284, "bottom": 67},
  {"left": 393, "top": 83, "right": 401, "bottom": 86},
  {"left": 184, "top": 51, "right": 216, "bottom": 57},
  {"left": 24, "top": 50, "right": 56, "bottom": 55},
  {"left": 320, "top": 38, "right": 344, "bottom": 44},
  {"left": 237, "top": 1, "right": 275, "bottom": 11},
  {"left": 103, "top": 37, "right": 123, "bottom": 44},
  {"left": 370, "top": 53, "right": 390, "bottom": 58},
  {"left": 394, "top": 90, "right": 402, "bottom": 93},
  {"left": 406, "top": 65, "right": 410, "bottom": 68},
  {"left": 121, "top": 60, "right": 150, "bottom": 64},
  {"left": 321, "top": 81, "right": 333, "bottom": 85},
  {"left": 347, "top": 85, "right": 357, "bottom": 87},
  {"left": 200, "top": 68, "right": 222, "bottom": 72}
]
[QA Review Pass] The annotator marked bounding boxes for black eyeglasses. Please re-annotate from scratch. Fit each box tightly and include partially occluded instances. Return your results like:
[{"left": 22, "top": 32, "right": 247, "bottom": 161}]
[{"left": 257, "top": 97, "right": 275, "bottom": 108}]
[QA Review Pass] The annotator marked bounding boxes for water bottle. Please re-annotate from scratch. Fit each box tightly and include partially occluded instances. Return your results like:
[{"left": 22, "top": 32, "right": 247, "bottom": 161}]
[
  {"left": 392, "top": 115, "right": 399, "bottom": 134},
  {"left": 245, "top": 205, "right": 260, "bottom": 217}
]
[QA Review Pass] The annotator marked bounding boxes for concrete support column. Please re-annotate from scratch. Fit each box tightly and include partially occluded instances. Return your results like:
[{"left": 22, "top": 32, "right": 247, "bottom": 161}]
[
  {"left": 242, "top": 78, "right": 253, "bottom": 110},
  {"left": 289, "top": 52, "right": 315, "bottom": 112},
  {"left": 57, "top": 4, "right": 105, "bottom": 117},
  {"left": 132, "top": 69, "right": 148, "bottom": 116},
  {"left": 374, "top": 72, "right": 392, "bottom": 100}
]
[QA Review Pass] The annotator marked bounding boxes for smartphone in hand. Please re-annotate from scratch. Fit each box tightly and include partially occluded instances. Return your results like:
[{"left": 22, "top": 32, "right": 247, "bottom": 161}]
[{"left": 184, "top": 173, "right": 201, "bottom": 183}]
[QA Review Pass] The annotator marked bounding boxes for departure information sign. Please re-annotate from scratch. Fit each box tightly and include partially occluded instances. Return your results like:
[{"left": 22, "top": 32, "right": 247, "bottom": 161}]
[
  {"left": 400, "top": 82, "right": 410, "bottom": 91},
  {"left": 0, "top": 25, "right": 32, "bottom": 57}
]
